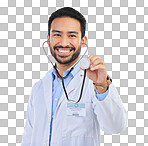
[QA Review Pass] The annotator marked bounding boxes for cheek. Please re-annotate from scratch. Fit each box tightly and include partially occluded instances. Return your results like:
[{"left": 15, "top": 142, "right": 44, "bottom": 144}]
[
  {"left": 49, "top": 40, "right": 55, "bottom": 51},
  {"left": 49, "top": 40, "right": 57, "bottom": 49},
  {"left": 49, "top": 36, "right": 57, "bottom": 44},
  {"left": 73, "top": 39, "right": 81, "bottom": 48}
]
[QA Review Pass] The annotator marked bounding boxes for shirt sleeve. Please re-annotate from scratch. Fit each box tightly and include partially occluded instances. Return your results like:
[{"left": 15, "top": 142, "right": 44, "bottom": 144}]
[{"left": 95, "top": 87, "right": 109, "bottom": 101}]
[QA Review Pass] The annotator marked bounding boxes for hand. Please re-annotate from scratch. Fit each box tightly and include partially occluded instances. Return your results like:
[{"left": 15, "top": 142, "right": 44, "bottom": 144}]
[{"left": 86, "top": 55, "right": 107, "bottom": 85}]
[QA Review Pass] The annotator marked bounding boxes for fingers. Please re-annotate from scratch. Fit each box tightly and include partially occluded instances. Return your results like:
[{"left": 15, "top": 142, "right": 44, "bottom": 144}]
[
  {"left": 80, "top": 67, "right": 84, "bottom": 71},
  {"left": 90, "top": 64, "right": 106, "bottom": 71},
  {"left": 88, "top": 55, "right": 106, "bottom": 71}
]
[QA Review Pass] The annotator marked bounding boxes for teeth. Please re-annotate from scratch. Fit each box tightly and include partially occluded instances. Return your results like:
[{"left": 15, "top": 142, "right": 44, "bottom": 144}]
[{"left": 59, "top": 50, "right": 70, "bottom": 53}]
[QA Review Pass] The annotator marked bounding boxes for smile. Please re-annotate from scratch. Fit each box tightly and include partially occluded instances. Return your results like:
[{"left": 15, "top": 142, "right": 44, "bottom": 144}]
[
  {"left": 55, "top": 48, "right": 73, "bottom": 56},
  {"left": 58, "top": 49, "right": 71, "bottom": 53}
]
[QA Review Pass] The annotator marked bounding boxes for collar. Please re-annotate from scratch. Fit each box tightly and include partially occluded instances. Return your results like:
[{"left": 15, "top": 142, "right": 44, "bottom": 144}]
[{"left": 52, "top": 63, "right": 80, "bottom": 80}]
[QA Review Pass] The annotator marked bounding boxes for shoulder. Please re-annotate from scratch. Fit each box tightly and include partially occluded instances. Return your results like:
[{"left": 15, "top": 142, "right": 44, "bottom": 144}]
[{"left": 31, "top": 68, "right": 53, "bottom": 94}]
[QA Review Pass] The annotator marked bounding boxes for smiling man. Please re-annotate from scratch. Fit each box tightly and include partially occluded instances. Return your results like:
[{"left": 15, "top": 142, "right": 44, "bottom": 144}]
[
  {"left": 21, "top": 7, "right": 127, "bottom": 146},
  {"left": 48, "top": 17, "right": 84, "bottom": 67}
]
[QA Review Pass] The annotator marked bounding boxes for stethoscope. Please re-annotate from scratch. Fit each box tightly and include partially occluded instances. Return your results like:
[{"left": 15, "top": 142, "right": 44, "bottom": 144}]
[{"left": 42, "top": 40, "right": 90, "bottom": 103}]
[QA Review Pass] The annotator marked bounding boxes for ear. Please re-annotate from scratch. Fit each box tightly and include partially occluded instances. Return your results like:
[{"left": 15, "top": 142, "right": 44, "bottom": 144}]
[
  {"left": 47, "top": 34, "right": 50, "bottom": 45},
  {"left": 81, "top": 36, "right": 87, "bottom": 47}
]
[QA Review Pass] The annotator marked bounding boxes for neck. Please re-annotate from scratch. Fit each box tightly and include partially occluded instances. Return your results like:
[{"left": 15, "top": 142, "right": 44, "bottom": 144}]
[{"left": 56, "top": 57, "right": 80, "bottom": 77}]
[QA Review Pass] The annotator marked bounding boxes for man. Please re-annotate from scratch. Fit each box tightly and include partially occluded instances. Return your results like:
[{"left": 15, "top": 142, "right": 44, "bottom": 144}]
[{"left": 21, "top": 7, "right": 127, "bottom": 146}]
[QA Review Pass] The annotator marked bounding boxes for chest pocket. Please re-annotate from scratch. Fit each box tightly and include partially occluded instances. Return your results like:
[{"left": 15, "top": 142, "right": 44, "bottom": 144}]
[{"left": 62, "top": 102, "right": 94, "bottom": 137}]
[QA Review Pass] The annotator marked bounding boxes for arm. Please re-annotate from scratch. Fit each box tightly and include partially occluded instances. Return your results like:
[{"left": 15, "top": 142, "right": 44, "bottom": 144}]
[
  {"left": 87, "top": 55, "right": 127, "bottom": 134},
  {"left": 92, "top": 83, "right": 127, "bottom": 134}
]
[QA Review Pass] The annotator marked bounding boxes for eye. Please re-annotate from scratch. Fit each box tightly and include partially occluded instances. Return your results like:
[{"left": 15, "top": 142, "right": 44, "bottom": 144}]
[
  {"left": 53, "top": 33, "right": 61, "bottom": 37},
  {"left": 69, "top": 35, "right": 76, "bottom": 38}
]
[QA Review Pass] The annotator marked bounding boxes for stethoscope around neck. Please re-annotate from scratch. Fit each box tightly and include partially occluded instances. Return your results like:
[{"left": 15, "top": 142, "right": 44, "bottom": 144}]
[{"left": 42, "top": 40, "right": 90, "bottom": 103}]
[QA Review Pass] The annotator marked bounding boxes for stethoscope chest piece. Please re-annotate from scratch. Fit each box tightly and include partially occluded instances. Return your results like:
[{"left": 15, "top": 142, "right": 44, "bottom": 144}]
[{"left": 80, "top": 57, "right": 90, "bottom": 70}]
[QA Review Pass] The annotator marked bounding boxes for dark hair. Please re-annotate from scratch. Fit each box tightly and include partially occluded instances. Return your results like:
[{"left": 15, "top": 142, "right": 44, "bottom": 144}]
[{"left": 48, "top": 7, "right": 86, "bottom": 38}]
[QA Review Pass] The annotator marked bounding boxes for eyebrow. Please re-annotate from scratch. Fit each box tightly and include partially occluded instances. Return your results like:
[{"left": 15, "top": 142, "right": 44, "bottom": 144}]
[
  {"left": 68, "top": 31, "right": 79, "bottom": 34},
  {"left": 52, "top": 30, "right": 79, "bottom": 34},
  {"left": 52, "top": 30, "right": 62, "bottom": 33}
]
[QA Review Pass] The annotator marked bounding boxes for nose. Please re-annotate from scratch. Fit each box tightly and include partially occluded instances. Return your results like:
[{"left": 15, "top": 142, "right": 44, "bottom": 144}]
[{"left": 59, "top": 35, "right": 70, "bottom": 47}]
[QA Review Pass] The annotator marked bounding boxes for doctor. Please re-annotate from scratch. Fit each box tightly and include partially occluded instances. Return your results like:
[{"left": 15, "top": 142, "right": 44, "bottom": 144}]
[{"left": 21, "top": 7, "right": 127, "bottom": 146}]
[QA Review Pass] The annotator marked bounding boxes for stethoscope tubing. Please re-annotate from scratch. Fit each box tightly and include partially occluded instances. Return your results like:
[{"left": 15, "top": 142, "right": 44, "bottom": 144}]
[
  {"left": 42, "top": 40, "right": 89, "bottom": 70},
  {"left": 42, "top": 40, "right": 88, "bottom": 103}
]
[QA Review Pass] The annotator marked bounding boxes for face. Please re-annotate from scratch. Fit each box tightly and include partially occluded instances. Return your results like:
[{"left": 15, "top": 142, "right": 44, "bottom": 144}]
[{"left": 47, "top": 17, "right": 87, "bottom": 65}]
